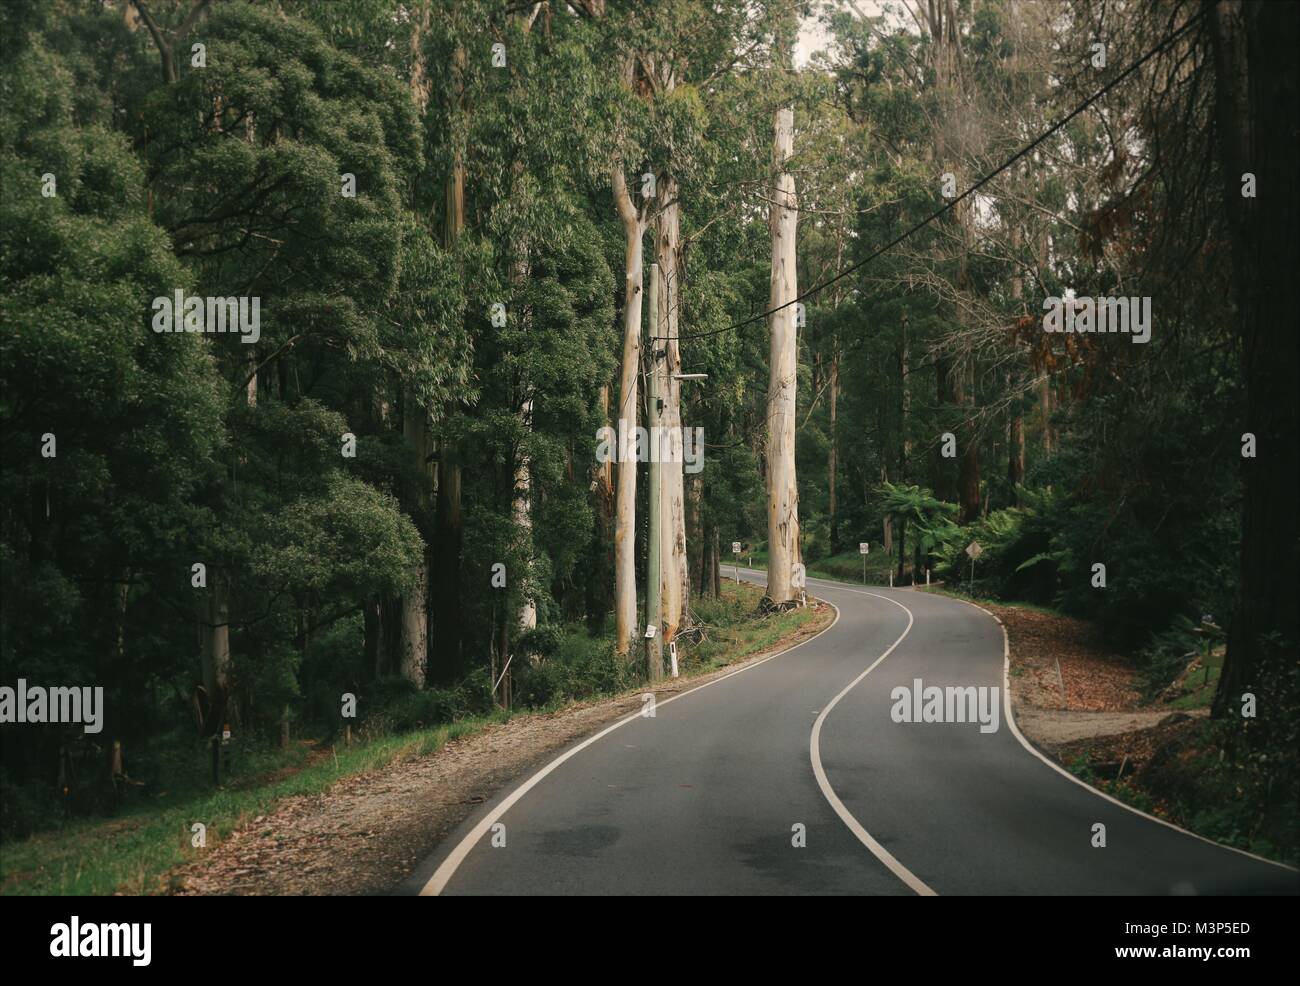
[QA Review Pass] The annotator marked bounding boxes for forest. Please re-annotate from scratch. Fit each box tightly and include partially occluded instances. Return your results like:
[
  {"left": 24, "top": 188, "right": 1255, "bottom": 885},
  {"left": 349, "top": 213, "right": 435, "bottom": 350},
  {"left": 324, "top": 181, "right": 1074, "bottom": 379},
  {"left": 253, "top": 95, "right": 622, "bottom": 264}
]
[{"left": 0, "top": 0, "right": 1295, "bottom": 879}]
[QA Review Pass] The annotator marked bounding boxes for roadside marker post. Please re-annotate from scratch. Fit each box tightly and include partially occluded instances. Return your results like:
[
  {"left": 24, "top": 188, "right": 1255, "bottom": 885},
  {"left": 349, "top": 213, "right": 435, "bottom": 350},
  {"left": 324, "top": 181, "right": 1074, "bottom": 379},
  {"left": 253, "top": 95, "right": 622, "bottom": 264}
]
[
  {"left": 964, "top": 540, "right": 982, "bottom": 594},
  {"left": 732, "top": 541, "right": 741, "bottom": 582},
  {"left": 859, "top": 541, "right": 869, "bottom": 583}
]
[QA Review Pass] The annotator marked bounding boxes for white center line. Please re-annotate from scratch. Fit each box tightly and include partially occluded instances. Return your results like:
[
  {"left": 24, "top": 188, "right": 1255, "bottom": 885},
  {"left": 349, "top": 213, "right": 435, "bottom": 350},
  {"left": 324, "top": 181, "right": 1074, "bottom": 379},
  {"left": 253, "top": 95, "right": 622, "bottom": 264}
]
[{"left": 806, "top": 586, "right": 936, "bottom": 896}]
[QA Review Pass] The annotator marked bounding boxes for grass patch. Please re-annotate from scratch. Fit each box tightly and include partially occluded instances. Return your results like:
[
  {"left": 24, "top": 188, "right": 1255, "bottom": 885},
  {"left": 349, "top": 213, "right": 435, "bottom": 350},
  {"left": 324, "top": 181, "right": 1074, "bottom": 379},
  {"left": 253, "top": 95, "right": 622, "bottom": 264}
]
[
  {"left": 920, "top": 583, "right": 1067, "bottom": 618},
  {"left": 1, "top": 581, "right": 824, "bottom": 896},
  {"left": 743, "top": 547, "right": 897, "bottom": 585},
  {"left": 0, "top": 713, "right": 508, "bottom": 896},
  {"left": 684, "top": 582, "right": 820, "bottom": 674},
  {"left": 1166, "top": 654, "right": 1222, "bottom": 710}
]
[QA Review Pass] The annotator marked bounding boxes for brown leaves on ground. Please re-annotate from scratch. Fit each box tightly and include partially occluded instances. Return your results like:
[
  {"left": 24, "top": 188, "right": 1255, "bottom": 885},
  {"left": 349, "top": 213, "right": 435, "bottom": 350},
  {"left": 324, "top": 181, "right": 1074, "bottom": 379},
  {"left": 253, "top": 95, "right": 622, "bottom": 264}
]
[
  {"left": 1056, "top": 715, "right": 1202, "bottom": 775},
  {"left": 980, "top": 596, "right": 1209, "bottom": 815},
  {"left": 984, "top": 602, "right": 1140, "bottom": 712}
]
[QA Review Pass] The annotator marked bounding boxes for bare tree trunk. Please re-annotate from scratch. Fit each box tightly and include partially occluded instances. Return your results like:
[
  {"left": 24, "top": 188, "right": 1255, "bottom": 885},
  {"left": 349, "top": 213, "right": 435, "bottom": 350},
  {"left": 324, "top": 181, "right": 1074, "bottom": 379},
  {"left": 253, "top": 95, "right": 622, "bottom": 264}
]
[
  {"left": 425, "top": 38, "right": 468, "bottom": 684},
  {"left": 246, "top": 350, "right": 258, "bottom": 407},
  {"left": 363, "top": 596, "right": 381, "bottom": 677},
  {"left": 956, "top": 359, "right": 981, "bottom": 524},
  {"left": 587, "top": 384, "right": 616, "bottom": 631},
  {"left": 653, "top": 180, "right": 689, "bottom": 640},
  {"left": 514, "top": 398, "right": 537, "bottom": 643},
  {"left": 389, "top": 4, "right": 443, "bottom": 688},
  {"left": 827, "top": 350, "right": 840, "bottom": 553},
  {"left": 132, "top": 0, "right": 210, "bottom": 84},
  {"left": 1008, "top": 411, "right": 1025, "bottom": 492},
  {"left": 765, "top": 105, "right": 800, "bottom": 604},
  {"left": 711, "top": 528, "right": 722, "bottom": 598},
  {"left": 199, "top": 578, "right": 230, "bottom": 734},
  {"left": 933, "top": 356, "right": 958, "bottom": 501},
  {"left": 899, "top": 310, "right": 911, "bottom": 476},
  {"left": 397, "top": 516, "right": 430, "bottom": 684},
  {"left": 1038, "top": 372, "right": 1054, "bottom": 455},
  {"left": 881, "top": 461, "right": 893, "bottom": 555},
  {"left": 895, "top": 518, "right": 906, "bottom": 585},
  {"left": 687, "top": 471, "right": 704, "bottom": 595},
  {"left": 1008, "top": 230, "right": 1026, "bottom": 498},
  {"left": 698, "top": 514, "right": 717, "bottom": 600},
  {"left": 612, "top": 162, "right": 644, "bottom": 656},
  {"left": 1211, "top": 0, "right": 1299, "bottom": 716}
]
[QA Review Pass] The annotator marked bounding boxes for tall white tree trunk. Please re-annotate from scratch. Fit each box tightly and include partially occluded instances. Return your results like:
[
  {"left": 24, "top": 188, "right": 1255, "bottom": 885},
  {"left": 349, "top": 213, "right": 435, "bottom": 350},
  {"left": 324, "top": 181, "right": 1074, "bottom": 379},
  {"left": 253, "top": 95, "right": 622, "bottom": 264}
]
[
  {"left": 612, "top": 163, "right": 644, "bottom": 657},
  {"left": 653, "top": 178, "right": 688, "bottom": 640},
  {"left": 765, "top": 106, "right": 800, "bottom": 603}
]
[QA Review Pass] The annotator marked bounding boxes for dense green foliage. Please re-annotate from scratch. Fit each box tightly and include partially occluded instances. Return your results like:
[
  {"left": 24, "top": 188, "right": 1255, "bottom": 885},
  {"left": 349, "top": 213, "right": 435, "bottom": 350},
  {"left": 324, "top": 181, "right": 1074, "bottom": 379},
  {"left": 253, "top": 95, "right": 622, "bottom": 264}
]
[{"left": 1, "top": 0, "right": 1293, "bottom": 856}]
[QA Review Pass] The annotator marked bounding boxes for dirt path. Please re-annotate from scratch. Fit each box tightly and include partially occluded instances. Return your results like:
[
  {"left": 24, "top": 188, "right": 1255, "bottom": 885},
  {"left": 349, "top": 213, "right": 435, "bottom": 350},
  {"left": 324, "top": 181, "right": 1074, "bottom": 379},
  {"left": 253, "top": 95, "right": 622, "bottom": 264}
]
[
  {"left": 978, "top": 597, "right": 1207, "bottom": 757},
  {"left": 168, "top": 601, "right": 832, "bottom": 896},
  {"left": 1014, "top": 707, "right": 1205, "bottom": 745}
]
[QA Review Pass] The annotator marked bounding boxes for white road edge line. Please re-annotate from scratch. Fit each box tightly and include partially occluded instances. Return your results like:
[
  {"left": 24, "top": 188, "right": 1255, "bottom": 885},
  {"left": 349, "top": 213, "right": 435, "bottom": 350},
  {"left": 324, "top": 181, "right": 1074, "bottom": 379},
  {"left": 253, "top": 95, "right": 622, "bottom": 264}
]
[
  {"left": 807, "top": 589, "right": 938, "bottom": 897},
  {"left": 419, "top": 595, "right": 843, "bottom": 896},
  {"left": 766, "top": 569, "right": 1296, "bottom": 879},
  {"left": 942, "top": 593, "right": 1299, "bottom": 875}
]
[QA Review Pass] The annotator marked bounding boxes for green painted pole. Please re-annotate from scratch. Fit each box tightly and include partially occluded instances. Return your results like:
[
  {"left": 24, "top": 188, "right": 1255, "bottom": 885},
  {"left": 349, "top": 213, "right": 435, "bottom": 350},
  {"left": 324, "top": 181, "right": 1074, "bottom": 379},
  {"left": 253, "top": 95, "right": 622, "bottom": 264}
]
[{"left": 645, "top": 264, "right": 663, "bottom": 683}]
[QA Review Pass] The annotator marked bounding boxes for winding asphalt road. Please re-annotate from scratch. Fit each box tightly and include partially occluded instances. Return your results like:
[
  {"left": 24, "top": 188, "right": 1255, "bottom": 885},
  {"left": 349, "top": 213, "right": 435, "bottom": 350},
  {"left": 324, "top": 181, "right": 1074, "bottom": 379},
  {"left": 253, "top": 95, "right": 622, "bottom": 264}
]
[{"left": 406, "top": 572, "right": 1299, "bottom": 896}]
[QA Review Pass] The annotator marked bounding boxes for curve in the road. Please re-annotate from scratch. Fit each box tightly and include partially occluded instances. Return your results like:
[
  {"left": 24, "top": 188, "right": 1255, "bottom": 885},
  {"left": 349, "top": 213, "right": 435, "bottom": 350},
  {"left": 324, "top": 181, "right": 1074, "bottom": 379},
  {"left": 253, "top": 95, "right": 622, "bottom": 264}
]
[
  {"left": 954, "top": 591, "right": 1297, "bottom": 876},
  {"left": 807, "top": 587, "right": 934, "bottom": 895},
  {"left": 418, "top": 597, "right": 869, "bottom": 896},
  {"left": 410, "top": 571, "right": 1298, "bottom": 896}
]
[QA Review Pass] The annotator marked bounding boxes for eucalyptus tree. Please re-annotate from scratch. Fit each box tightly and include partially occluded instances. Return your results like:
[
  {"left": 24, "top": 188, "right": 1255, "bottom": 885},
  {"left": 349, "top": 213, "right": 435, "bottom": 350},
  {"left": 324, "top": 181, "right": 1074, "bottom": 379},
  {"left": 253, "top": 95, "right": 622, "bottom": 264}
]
[{"left": 581, "top": 0, "right": 786, "bottom": 651}]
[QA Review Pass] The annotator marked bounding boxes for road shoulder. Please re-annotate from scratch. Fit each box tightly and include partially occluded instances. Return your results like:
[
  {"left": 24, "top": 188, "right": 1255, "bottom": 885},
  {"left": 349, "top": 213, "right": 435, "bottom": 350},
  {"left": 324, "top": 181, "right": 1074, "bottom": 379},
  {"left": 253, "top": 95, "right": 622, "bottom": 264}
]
[{"left": 169, "top": 594, "right": 833, "bottom": 896}]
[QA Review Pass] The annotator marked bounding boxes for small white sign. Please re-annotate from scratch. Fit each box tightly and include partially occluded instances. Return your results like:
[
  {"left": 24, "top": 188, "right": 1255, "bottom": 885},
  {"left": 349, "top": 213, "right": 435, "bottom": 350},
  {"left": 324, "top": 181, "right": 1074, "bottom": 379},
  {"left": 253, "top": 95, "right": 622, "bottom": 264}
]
[
  {"left": 222, "top": 729, "right": 231, "bottom": 740},
  {"left": 965, "top": 541, "right": 983, "bottom": 559},
  {"left": 732, "top": 541, "right": 741, "bottom": 554},
  {"left": 859, "top": 542, "right": 869, "bottom": 555},
  {"left": 644, "top": 624, "right": 657, "bottom": 639}
]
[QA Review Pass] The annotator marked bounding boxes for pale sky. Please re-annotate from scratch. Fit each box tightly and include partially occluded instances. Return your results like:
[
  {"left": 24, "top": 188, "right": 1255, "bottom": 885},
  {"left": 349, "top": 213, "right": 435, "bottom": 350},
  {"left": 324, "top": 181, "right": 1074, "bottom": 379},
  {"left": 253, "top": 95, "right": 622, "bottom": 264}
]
[{"left": 795, "top": 1, "right": 888, "bottom": 69}]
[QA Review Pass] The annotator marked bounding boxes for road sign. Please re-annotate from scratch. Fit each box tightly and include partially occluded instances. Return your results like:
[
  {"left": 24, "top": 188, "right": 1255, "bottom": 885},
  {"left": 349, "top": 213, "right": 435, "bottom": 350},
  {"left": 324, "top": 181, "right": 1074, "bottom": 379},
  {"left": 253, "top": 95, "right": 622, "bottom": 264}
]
[
  {"left": 644, "top": 624, "right": 657, "bottom": 639},
  {"left": 965, "top": 541, "right": 983, "bottom": 559},
  {"left": 859, "top": 542, "right": 869, "bottom": 555},
  {"left": 732, "top": 541, "right": 741, "bottom": 554}
]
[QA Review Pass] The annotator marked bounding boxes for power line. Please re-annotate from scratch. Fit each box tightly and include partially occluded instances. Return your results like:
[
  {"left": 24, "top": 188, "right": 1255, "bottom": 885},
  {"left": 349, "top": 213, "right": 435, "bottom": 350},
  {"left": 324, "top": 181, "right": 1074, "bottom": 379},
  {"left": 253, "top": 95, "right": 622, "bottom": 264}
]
[{"left": 659, "top": 6, "right": 1207, "bottom": 343}]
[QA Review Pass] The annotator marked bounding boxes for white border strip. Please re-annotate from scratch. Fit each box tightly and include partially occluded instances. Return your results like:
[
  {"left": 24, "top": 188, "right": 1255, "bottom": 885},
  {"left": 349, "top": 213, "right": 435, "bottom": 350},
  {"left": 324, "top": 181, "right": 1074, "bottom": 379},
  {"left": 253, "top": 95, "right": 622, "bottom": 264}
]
[
  {"left": 807, "top": 590, "right": 936, "bottom": 896},
  {"left": 945, "top": 593, "right": 1298, "bottom": 874},
  {"left": 420, "top": 597, "right": 842, "bottom": 895}
]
